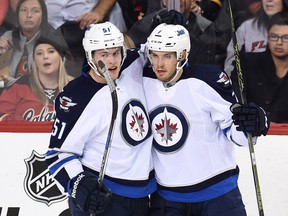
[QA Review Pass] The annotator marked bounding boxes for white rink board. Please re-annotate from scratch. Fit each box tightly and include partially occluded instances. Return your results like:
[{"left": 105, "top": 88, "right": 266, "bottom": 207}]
[
  {"left": 236, "top": 135, "right": 288, "bottom": 216},
  {"left": 0, "top": 132, "right": 287, "bottom": 216},
  {"left": 0, "top": 132, "right": 69, "bottom": 216}
]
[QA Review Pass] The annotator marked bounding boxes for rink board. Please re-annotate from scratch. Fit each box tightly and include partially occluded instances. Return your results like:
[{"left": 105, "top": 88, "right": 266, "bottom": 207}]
[{"left": 0, "top": 123, "right": 287, "bottom": 216}]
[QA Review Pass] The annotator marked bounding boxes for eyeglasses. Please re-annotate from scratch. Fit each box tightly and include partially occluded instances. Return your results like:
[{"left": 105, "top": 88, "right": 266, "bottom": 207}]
[{"left": 268, "top": 34, "right": 288, "bottom": 43}]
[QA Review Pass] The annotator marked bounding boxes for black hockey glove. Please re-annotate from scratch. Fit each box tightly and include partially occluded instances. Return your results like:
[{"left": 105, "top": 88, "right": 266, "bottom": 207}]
[
  {"left": 149, "top": 9, "right": 189, "bottom": 33},
  {"left": 70, "top": 171, "right": 112, "bottom": 214},
  {"left": 230, "top": 102, "right": 270, "bottom": 137}
]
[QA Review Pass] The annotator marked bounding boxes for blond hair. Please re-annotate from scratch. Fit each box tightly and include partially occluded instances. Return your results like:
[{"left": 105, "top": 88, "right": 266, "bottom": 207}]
[
  {"left": 30, "top": 56, "right": 73, "bottom": 105},
  {"left": 124, "top": 33, "right": 136, "bottom": 49}
]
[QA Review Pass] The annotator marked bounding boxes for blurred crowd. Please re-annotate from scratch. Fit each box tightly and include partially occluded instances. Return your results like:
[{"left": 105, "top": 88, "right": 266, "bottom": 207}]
[{"left": 0, "top": 0, "right": 287, "bottom": 123}]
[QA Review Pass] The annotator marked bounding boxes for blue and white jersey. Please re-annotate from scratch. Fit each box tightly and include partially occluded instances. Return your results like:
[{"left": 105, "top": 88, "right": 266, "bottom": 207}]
[
  {"left": 46, "top": 50, "right": 156, "bottom": 198},
  {"left": 143, "top": 64, "right": 248, "bottom": 202}
]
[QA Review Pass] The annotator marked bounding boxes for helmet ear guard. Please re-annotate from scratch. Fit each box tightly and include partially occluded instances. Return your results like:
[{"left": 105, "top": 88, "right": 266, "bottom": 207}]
[{"left": 82, "top": 22, "right": 127, "bottom": 73}]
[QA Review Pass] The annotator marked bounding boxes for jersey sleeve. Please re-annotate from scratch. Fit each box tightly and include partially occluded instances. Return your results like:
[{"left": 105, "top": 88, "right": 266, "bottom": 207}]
[{"left": 190, "top": 64, "right": 248, "bottom": 146}]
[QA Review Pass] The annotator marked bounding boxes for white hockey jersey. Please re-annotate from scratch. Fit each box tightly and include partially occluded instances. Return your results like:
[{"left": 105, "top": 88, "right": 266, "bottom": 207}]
[
  {"left": 46, "top": 50, "right": 156, "bottom": 198},
  {"left": 143, "top": 64, "right": 248, "bottom": 202}
]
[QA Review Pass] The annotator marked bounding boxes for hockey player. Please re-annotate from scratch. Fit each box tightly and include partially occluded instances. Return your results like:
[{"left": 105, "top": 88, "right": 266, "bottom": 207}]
[
  {"left": 143, "top": 23, "right": 270, "bottom": 216},
  {"left": 46, "top": 22, "right": 156, "bottom": 216}
]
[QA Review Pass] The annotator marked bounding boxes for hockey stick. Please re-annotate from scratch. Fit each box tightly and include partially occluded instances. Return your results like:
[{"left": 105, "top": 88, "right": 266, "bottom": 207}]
[
  {"left": 97, "top": 60, "right": 118, "bottom": 189},
  {"left": 90, "top": 61, "right": 118, "bottom": 216},
  {"left": 227, "top": 1, "right": 264, "bottom": 216}
]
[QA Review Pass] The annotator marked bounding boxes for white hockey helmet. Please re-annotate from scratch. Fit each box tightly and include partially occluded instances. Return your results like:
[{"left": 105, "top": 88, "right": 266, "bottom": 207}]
[
  {"left": 146, "top": 23, "right": 190, "bottom": 85},
  {"left": 82, "top": 22, "right": 126, "bottom": 71},
  {"left": 147, "top": 23, "right": 190, "bottom": 66}
]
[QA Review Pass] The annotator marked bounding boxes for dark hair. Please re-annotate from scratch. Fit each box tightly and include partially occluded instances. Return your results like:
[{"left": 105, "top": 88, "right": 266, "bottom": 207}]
[
  {"left": 253, "top": 0, "right": 288, "bottom": 30},
  {"left": 268, "top": 11, "right": 288, "bottom": 31},
  {"left": 12, "top": 0, "right": 54, "bottom": 51}
]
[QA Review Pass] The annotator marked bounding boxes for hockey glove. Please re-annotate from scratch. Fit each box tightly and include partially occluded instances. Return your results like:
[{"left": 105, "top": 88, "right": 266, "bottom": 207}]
[
  {"left": 230, "top": 102, "right": 270, "bottom": 137},
  {"left": 149, "top": 9, "right": 189, "bottom": 33},
  {"left": 70, "top": 171, "right": 112, "bottom": 214}
]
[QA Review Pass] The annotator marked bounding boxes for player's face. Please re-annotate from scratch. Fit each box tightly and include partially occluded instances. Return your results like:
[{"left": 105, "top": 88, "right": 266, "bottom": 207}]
[
  {"left": 268, "top": 25, "right": 288, "bottom": 60},
  {"left": 262, "top": 0, "right": 284, "bottom": 17},
  {"left": 34, "top": 43, "right": 61, "bottom": 76},
  {"left": 149, "top": 51, "right": 178, "bottom": 82},
  {"left": 93, "top": 47, "right": 122, "bottom": 81},
  {"left": 18, "top": 0, "right": 43, "bottom": 35}
]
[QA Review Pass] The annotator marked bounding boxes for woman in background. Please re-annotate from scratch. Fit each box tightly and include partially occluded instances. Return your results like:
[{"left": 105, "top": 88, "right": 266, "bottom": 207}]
[
  {"left": 0, "top": 0, "right": 66, "bottom": 86},
  {"left": 0, "top": 32, "right": 73, "bottom": 122},
  {"left": 224, "top": 0, "right": 287, "bottom": 75}
]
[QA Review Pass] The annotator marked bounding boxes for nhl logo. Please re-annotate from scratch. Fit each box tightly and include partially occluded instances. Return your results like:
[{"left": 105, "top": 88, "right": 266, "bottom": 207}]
[{"left": 24, "top": 150, "right": 67, "bottom": 206}]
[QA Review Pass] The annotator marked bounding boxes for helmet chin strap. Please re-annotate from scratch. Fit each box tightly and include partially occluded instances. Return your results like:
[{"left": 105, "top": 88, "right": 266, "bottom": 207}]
[
  {"left": 88, "top": 61, "right": 105, "bottom": 78},
  {"left": 162, "top": 59, "right": 187, "bottom": 88}
]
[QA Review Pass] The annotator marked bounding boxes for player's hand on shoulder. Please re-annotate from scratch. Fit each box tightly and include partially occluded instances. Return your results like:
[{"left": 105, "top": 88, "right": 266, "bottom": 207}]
[
  {"left": 230, "top": 102, "right": 270, "bottom": 137},
  {"left": 70, "top": 171, "right": 112, "bottom": 214}
]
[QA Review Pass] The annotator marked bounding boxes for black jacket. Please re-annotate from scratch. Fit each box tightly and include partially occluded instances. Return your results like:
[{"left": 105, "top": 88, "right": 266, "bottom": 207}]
[{"left": 231, "top": 50, "right": 288, "bottom": 123}]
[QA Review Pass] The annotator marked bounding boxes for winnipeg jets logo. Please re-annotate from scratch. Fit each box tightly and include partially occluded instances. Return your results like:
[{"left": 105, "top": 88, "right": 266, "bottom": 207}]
[
  {"left": 155, "top": 108, "right": 178, "bottom": 144},
  {"left": 59, "top": 96, "right": 77, "bottom": 111},
  {"left": 129, "top": 104, "right": 145, "bottom": 137},
  {"left": 121, "top": 99, "right": 151, "bottom": 146},
  {"left": 150, "top": 106, "right": 189, "bottom": 153},
  {"left": 217, "top": 71, "right": 231, "bottom": 87}
]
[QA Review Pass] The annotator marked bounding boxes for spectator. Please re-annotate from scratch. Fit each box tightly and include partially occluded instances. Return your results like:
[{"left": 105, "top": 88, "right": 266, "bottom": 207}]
[
  {"left": 118, "top": 0, "right": 147, "bottom": 30},
  {"left": 46, "top": 22, "right": 155, "bottom": 216},
  {"left": 243, "top": 0, "right": 262, "bottom": 15},
  {"left": 224, "top": 0, "right": 288, "bottom": 76},
  {"left": 129, "top": 1, "right": 217, "bottom": 65},
  {"left": 143, "top": 23, "right": 269, "bottom": 216},
  {"left": 0, "top": 0, "right": 65, "bottom": 88},
  {"left": 213, "top": 0, "right": 251, "bottom": 68},
  {"left": 231, "top": 12, "right": 288, "bottom": 123},
  {"left": 46, "top": 0, "right": 127, "bottom": 77},
  {"left": 0, "top": 32, "right": 73, "bottom": 122}
]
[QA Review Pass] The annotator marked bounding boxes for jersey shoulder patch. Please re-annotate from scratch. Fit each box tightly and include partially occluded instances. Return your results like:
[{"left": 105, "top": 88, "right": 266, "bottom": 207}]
[
  {"left": 184, "top": 64, "right": 236, "bottom": 103},
  {"left": 56, "top": 75, "right": 105, "bottom": 114}
]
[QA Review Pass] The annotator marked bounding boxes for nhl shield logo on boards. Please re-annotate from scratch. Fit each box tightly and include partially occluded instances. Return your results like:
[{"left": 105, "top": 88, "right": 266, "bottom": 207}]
[{"left": 24, "top": 150, "right": 67, "bottom": 206}]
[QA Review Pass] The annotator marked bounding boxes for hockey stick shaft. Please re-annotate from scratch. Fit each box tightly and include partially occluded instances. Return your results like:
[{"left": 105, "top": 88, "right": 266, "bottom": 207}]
[
  {"left": 227, "top": 1, "right": 264, "bottom": 216},
  {"left": 97, "top": 60, "right": 118, "bottom": 189},
  {"left": 90, "top": 61, "right": 118, "bottom": 216}
]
